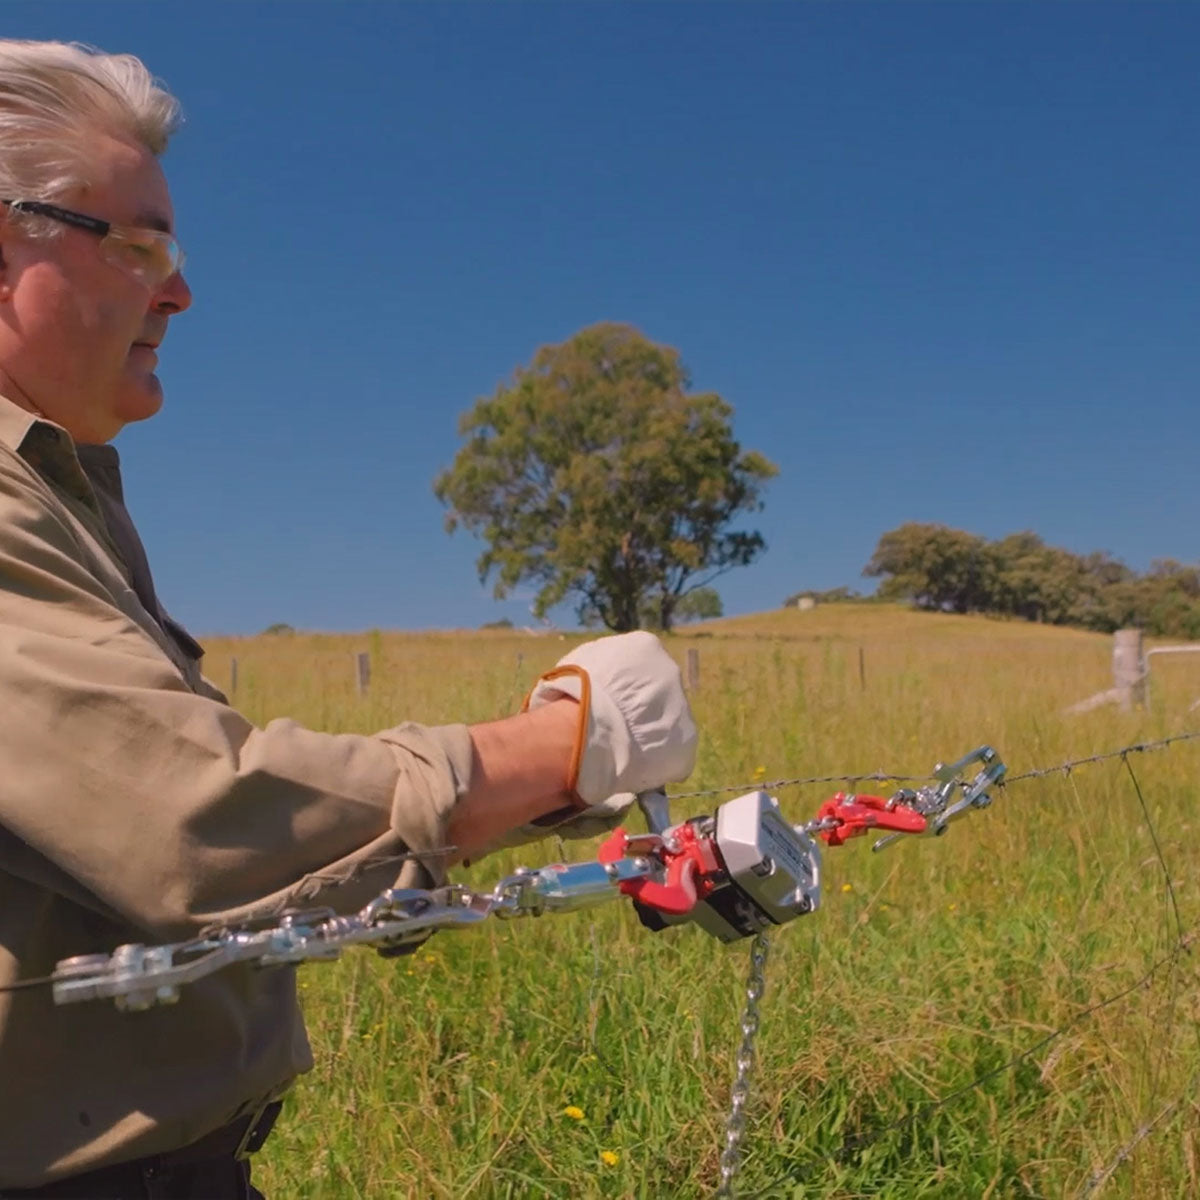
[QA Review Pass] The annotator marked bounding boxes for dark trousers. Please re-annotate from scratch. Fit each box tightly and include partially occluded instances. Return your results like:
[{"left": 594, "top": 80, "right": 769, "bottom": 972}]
[
  {"left": 1, "top": 1102, "right": 281, "bottom": 1200},
  {"left": 1, "top": 1157, "right": 265, "bottom": 1199}
]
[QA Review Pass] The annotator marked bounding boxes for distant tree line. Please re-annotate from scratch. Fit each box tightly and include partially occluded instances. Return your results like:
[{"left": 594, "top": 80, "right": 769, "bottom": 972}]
[{"left": 862, "top": 522, "right": 1200, "bottom": 638}]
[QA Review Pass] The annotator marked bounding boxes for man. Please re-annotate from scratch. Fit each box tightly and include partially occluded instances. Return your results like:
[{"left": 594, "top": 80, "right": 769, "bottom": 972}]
[{"left": 0, "top": 40, "right": 697, "bottom": 1199}]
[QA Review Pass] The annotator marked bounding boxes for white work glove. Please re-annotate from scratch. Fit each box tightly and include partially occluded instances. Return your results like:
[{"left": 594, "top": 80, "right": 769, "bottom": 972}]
[
  {"left": 525, "top": 630, "right": 698, "bottom": 806},
  {"left": 467, "top": 632, "right": 698, "bottom": 858}
]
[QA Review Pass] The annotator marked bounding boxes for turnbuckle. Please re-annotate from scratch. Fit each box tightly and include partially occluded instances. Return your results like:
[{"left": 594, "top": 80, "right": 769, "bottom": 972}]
[{"left": 872, "top": 745, "right": 1006, "bottom": 852}]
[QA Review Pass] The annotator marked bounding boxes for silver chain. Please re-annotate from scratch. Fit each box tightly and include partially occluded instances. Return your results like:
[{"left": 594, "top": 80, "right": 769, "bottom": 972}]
[
  {"left": 50, "top": 856, "right": 664, "bottom": 1010},
  {"left": 715, "top": 931, "right": 770, "bottom": 1199}
]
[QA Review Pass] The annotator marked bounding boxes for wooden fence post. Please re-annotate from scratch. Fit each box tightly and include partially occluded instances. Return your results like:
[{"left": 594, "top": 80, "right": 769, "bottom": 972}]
[
  {"left": 858, "top": 645, "right": 866, "bottom": 692},
  {"left": 686, "top": 647, "right": 700, "bottom": 692},
  {"left": 230, "top": 656, "right": 238, "bottom": 696},
  {"left": 1113, "top": 628, "right": 1146, "bottom": 711},
  {"left": 355, "top": 651, "right": 371, "bottom": 697}
]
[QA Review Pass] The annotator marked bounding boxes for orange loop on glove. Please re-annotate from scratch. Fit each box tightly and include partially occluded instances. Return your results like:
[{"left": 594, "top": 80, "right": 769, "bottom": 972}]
[{"left": 522, "top": 664, "right": 592, "bottom": 809}]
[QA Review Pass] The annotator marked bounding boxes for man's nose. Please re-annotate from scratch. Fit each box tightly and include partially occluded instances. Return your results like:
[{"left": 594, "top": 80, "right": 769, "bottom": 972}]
[{"left": 153, "top": 269, "right": 192, "bottom": 316}]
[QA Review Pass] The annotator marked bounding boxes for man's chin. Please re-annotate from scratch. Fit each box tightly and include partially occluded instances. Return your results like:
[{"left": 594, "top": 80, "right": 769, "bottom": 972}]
[{"left": 115, "top": 378, "right": 165, "bottom": 428}]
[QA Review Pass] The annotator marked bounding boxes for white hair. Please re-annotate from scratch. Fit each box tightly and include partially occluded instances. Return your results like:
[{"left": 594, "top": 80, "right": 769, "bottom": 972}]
[{"left": 0, "top": 40, "right": 180, "bottom": 232}]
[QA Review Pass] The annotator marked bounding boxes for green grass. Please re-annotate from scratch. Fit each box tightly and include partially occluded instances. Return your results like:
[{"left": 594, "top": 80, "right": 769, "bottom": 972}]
[{"left": 200, "top": 606, "right": 1200, "bottom": 1198}]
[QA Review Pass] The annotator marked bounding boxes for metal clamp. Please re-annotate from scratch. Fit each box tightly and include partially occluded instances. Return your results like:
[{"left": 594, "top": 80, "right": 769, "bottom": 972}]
[{"left": 872, "top": 745, "right": 1006, "bottom": 852}]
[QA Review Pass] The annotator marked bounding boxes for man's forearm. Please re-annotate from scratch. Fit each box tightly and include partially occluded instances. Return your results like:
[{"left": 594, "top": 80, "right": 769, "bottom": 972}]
[{"left": 448, "top": 698, "right": 579, "bottom": 857}]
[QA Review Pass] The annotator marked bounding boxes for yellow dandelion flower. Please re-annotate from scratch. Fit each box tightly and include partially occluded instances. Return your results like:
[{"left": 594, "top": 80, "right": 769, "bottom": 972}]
[
  {"left": 600, "top": 1150, "right": 620, "bottom": 1167},
  {"left": 840, "top": 882, "right": 854, "bottom": 894},
  {"left": 563, "top": 1105, "right": 585, "bottom": 1121},
  {"left": 752, "top": 765, "right": 767, "bottom": 779},
  {"left": 948, "top": 903, "right": 957, "bottom": 912}
]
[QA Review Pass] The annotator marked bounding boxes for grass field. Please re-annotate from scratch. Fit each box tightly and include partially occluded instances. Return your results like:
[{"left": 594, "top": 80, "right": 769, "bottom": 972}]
[{"left": 201, "top": 605, "right": 1200, "bottom": 1198}]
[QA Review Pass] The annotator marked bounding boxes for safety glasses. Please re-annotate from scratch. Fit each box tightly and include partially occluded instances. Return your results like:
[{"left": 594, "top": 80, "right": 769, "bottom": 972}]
[{"left": 1, "top": 199, "right": 185, "bottom": 289}]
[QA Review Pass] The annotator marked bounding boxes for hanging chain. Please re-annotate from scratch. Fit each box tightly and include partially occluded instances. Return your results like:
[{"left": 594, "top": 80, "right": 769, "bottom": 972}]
[{"left": 715, "top": 931, "right": 770, "bottom": 1199}]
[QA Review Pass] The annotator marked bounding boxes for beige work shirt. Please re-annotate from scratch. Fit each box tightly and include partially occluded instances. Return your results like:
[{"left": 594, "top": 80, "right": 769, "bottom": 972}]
[{"left": 0, "top": 394, "right": 473, "bottom": 1187}]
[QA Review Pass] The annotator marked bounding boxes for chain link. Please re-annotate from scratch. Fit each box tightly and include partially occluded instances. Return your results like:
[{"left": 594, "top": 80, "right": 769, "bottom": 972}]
[{"left": 715, "top": 931, "right": 770, "bottom": 1199}]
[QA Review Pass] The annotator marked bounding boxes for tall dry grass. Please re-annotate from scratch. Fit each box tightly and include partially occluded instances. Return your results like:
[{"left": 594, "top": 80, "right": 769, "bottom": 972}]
[{"left": 197, "top": 605, "right": 1200, "bottom": 1198}]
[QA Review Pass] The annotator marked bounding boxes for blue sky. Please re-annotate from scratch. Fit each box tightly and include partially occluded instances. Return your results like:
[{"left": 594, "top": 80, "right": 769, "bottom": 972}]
[{"left": 5, "top": 2, "right": 1199, "bottom": 634}]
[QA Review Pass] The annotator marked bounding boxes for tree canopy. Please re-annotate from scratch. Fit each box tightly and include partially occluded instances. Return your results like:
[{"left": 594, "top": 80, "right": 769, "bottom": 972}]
[
  {"left": 864, "top": 522, "right": 1200, "bottom": 638},
  {"left": 434, "top": 323, "right": 776, "bottom": 632}
]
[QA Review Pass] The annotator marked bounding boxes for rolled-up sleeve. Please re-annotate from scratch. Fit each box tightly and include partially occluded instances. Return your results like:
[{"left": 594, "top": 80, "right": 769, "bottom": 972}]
[{"left": 0, "top": 457, "right": 472, "bottom": 941}]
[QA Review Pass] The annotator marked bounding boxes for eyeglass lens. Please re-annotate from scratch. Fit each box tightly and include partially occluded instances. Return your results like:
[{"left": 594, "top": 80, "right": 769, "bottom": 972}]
[{"left": 99, "top": 228, "right": 184, "bottom": 288}]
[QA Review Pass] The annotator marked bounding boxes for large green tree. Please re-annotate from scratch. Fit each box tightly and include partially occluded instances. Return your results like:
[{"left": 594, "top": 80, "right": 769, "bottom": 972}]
[{"left": 434, "top": 323, "right": 777, "bottom": 632}]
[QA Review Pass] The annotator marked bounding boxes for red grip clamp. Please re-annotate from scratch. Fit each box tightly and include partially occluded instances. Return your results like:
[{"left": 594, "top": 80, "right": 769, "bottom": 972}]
[
  {"left": 816, "top": 793, "right": 927, "bottom": 846},
  {"left": 597, "top": 823, "right": 722, "bottom": 915}
]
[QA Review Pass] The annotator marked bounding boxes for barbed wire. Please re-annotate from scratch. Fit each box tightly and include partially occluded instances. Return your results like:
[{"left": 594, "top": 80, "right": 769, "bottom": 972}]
[
  {"left": 187, "top": 731, "right": 1200, "bottom": 940},
  {"left": 1000, "top": 730, "right": 1200, "bottom": 785},
  {"left": 667, "top": 770, "right": 930, "bottom": 802}
]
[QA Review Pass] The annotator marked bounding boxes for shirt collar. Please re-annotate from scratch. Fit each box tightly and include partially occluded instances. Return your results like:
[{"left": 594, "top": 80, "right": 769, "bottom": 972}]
[
  {"left": 0, "top": 392, "right": 101, "bottom": 515},
  {"left": 0, "top": 391, "right": 42, "bottom": 452}
]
